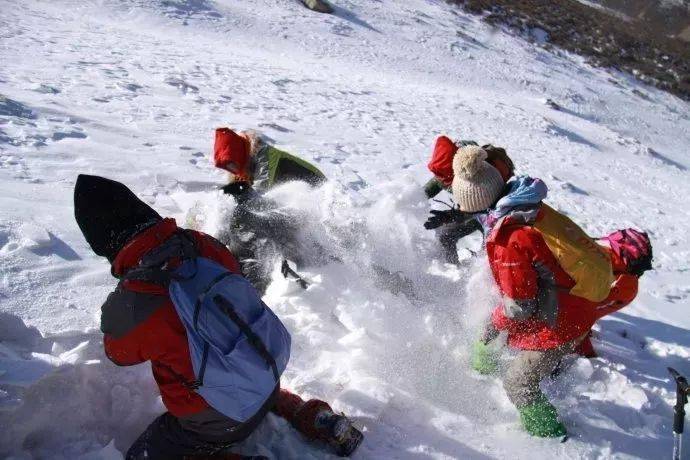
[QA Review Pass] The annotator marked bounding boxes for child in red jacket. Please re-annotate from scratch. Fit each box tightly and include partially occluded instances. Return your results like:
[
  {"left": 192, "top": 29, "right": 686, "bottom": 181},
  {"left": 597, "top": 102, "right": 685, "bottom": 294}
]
[
  {"left": 449, "top": 147, "right": 652, "bottom": 438},
  {"left": 422, "top": 136, "right": 514, "bottom": 264},
  {"left": 74, "top": 175, "right": 362, "bottom": 459}
]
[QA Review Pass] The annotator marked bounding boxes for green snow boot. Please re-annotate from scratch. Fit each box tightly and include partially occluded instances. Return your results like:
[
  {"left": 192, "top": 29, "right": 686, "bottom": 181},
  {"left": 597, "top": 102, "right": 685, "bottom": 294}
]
[
  {"left": 471, "top": 340, "right": 500, "bottom": 375},
  {"left": 518, "top": 397, "right": 567, "bottom": 438},
  {"left": 301, "top": 0, "right": 334, "bottom": 14}
]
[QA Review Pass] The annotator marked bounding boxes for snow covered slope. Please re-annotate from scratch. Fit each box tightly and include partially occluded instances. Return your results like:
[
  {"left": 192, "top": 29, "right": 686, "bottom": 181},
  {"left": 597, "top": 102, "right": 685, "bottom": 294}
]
[{"left": 1, "top": 0, "right": 689, "bottom": 458}]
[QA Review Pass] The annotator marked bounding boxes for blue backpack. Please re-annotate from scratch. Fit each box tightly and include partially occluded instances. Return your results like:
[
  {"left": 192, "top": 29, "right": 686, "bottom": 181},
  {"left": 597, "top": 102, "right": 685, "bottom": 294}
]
[{"left": 125, "top": 233, "right": 291, "bottom": 422}]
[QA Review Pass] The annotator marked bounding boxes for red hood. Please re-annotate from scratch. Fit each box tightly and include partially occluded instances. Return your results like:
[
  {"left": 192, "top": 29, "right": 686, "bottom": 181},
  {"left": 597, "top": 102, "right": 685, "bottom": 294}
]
[
  {"left": 111, "top": 218, "right": 178, "bottom": 277},
  {"left": 427, "top": 136, "right": 457, "bottom": 186},
  {"left": 214, "top": 127, "right": 251, "bottom": 179}
]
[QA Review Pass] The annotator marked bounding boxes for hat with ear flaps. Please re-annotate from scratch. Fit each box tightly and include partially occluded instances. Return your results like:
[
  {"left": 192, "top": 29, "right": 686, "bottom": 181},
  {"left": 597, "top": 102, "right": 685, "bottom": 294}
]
[
  {"left": 74, "top": 174, "right": 162, "bottom": 262},
  {"left": 451, "top": 145, "right": 505, "bottom": 212}
]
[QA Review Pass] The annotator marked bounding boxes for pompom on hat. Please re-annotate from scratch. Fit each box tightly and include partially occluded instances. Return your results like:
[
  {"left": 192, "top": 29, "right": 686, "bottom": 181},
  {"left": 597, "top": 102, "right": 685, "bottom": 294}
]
[{"left": 451, "top": 145, "right": 505, "bottom": 212}]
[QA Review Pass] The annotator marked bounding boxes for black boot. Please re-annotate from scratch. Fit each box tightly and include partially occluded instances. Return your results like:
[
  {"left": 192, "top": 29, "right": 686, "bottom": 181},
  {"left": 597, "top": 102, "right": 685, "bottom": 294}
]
[{"left": 314, "top": 410, "right": 364, "bottom": 457}]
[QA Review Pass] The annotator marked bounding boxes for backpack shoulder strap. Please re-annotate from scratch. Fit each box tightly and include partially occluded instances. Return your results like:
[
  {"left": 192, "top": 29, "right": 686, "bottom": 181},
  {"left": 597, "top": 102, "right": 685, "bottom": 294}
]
[
  {"left": 120, "top": 230, "right": 199, "bottom": 286},
  {"left": 212, "top": 294, "right": 279, "bottom": 381}
]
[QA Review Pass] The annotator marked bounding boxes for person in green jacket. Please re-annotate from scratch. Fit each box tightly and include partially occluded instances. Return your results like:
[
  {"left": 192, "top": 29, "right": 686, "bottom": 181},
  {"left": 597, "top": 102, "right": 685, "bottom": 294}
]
[{"left": 213, "top": 127, "right": 326, "bottom": 294}]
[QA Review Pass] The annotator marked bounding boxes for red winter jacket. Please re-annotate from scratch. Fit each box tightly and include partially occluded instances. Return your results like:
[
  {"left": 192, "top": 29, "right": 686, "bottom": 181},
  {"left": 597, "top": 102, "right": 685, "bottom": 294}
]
[
  {"left": 487, "top": 210, "right": 638, "bottom": 350},
  {"left": 102, "top": 218, "right": 241, "bottom": 417}
]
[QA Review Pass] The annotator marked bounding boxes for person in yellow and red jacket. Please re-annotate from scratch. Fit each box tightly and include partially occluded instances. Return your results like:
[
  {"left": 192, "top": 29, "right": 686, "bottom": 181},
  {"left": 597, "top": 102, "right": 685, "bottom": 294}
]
[
  {"left": 74, "top": 175, "right": 362, "bottom": 459},
  {"left": 448, "top": 147, "right": 653, "bottom": 438}
]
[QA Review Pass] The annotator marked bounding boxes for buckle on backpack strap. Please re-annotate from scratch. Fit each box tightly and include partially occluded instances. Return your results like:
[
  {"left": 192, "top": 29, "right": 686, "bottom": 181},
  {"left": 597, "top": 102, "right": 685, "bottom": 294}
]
[{"left": 184, "top": 379, "right": 202, "bottom": 390}]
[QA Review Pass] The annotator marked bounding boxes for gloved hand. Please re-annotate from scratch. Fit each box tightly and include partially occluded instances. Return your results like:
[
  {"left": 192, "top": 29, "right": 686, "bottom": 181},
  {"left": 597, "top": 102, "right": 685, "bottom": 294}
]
[
  {"left": 221, "top": 181, "right": 252, "bottom": 198},
  {"left": 281, "top": 260, "right": 309, "bottom": 290},
  {"left": 471, "top": 340, "right": 500, "bottom": 375},
  {"left": 424, "top": 209, "right": 467, "bottom": 230}
]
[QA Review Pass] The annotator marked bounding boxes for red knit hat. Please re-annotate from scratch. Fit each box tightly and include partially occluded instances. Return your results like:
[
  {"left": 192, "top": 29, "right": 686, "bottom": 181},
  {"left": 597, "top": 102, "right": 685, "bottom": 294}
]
[{"left": 214, "top": 128, "right": 251, "bottom": 179}]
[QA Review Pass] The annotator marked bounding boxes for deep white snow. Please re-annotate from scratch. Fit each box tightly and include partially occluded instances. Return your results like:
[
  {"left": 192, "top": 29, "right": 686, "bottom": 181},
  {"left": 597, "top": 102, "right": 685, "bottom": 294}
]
[{"left": 1, "top": 0, "right": 689, "bottom": 459}]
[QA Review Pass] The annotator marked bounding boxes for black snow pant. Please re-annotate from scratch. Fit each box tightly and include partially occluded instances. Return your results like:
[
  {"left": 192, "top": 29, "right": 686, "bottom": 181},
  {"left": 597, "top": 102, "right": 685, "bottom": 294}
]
[
  {"left": 436, "top": 218, "right": 482, "bottom": 264},
  {"left": 219, "top": 195, "right": 310, "bottom": 296},
  {"left": 230, "top": 239, "right": 281, "bottom": 297},
  {"left": 126, "top": 387, "right": 278, "bottom": 460}
]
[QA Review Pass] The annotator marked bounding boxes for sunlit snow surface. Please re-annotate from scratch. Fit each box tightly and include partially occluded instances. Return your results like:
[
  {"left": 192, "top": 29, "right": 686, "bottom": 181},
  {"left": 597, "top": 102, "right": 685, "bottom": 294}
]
[{"left": 0, "top": 0, "right": 689, "bottom": 458}]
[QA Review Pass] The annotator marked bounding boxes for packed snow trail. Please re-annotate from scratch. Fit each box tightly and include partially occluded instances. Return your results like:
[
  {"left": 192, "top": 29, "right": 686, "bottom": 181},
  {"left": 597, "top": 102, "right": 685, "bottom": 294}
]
[{"left": 1, "top": 0, "right": 689, "bottom": 458}]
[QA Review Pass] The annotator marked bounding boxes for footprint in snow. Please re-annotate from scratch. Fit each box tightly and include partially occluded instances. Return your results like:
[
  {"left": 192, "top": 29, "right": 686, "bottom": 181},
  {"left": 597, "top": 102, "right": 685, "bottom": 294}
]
[
  {"left": 189, "top": 152, "right": 208, "bottom": 167},
  {"left": 347, "top": 177, "right": 368, "bottom": 191},
  {"left": 51, "top": 131, "right": 87, "bottom": 141},
  {"left": 0, "top": 96, "right": 36, "bottom": 120},
  {"left": 271, "top": 79, "right": 295, "bottom": 89},
  {"left": 117, "top": 82, "right": 143, "bottom": 93},
  {"left": 258, "top": 123, "right": 292, "bottom": 133},
  {"left": 165, "top": 77, "right": 199, "bottom": 95},
  {"left": 159, "top": 0, "right": 222, "bottom": 21},
  {"left": 331, "top": 23, "right": 354, "bottom": 37},
  {"left": 32, "top": 84, "right": 60, "bottom": 95},
  {"left": 188, "top": 147, "right": 210, "bottom": 168}
]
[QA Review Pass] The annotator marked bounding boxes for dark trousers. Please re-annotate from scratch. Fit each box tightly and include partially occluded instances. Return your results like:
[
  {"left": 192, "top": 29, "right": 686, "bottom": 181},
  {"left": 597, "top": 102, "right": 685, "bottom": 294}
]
[
  {"left": 126, "top": 387, "right": 279, "bottom": 460},
  {"left": 126, "top": 412, "right": 234, "bottom": 459},
  {"left": 126, "top": 388, "right": 331, "bottom": 459},
  {"left": 437, "top": 218, "right": 482, "bottom": 264}
]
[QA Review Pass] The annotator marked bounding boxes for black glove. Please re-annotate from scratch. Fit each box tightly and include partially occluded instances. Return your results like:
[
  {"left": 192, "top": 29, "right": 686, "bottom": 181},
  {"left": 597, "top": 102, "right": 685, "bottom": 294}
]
[
  {"left": 221, "top": 181, "right": 252, "bottom": 198},
  {"left": 281, "top": 260, "right": 309, "bottom": 289},
  {"left": 424, "top": 209, "right": 466, "bottom": 230}
]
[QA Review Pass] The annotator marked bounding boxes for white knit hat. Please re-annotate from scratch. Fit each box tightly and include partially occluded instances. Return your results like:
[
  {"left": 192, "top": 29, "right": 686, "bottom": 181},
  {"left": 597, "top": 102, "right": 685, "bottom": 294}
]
[{"left": 451, "top": 146, "right": 505, "bottom": 212}]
